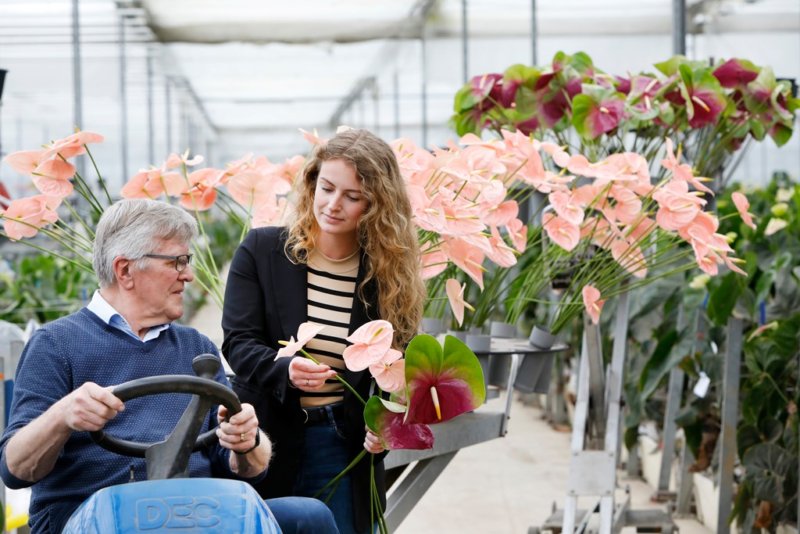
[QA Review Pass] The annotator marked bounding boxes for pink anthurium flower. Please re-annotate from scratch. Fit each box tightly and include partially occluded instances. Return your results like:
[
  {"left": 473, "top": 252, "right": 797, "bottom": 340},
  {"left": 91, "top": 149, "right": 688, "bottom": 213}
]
[
  {"left": 42, "top": 131, "right": 104, "bottom": 159},
  {"left": 731, "top": 191, "right": 756, "bottom": 229},
  {"left": 369, "top": 349, "right": 406, "bottom": 393},
  {"left": 661, "top": 138, "right": 712, "bottom": 194},
  {"left": 404, "top": 334, "right": 486, "bottom": 425},
  {"left": 445, "top": 278, "right": 475, "bottom": 327},
  {"left": 342, "top": 320, "right": 395, "bottom": 372},
  {"left": 31, "top": 159, "right": 75, "bottom": 198},
  {"left": 2, "top": 195, "right": 61, "bottom": 241},
  {"left": 364, "top": 397, "right": 434, "bottom": 450},
  {"left": 276, "top": 322, "right": 327, "bottom": 358},
  {"left": 582, "top": 285, "right": 605, "bottom": 325},
  {"left": 543, "top": 212, "right": 580, "bottom": 251},
  {"left": 4, "top": 149, "right": 46, "bottom": 176}
]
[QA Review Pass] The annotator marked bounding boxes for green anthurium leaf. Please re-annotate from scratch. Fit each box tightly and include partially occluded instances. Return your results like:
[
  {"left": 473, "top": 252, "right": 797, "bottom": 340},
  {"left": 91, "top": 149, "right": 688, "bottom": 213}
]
[
  {"left": 654, "top": 55, "right": 688, "bottom": 76},
  {"left": 707, "top": 272, "right": 747, "bottom": 326},
  {"left": 363, "top": 395, "right": 434, "bottom": 450},
  {"left": 638, "top": 328, "right": 681, "bottom": 398},
  {"left": 749, "top": 118, "right": 767, "bottom": 140},
  {"left": 504, "top": 63, "right": 540, "bottom": 85},
  {"left": 737, "top": 424, "right": 762, "bottom": 457},
  {"left": 770, "top": 123, "right": 793, "bottom": 147},
  {"left": 404, "top": 334, "right": 486, "bottom": 425},
  {"left": 568, "top": 51, "right": 594, "bottom": 74},
  {"left": 453, "top": 85, "right": 478, "bottom": 113},
  {"left": 742, "top": 443, "right": 791, "bottom": 502}
]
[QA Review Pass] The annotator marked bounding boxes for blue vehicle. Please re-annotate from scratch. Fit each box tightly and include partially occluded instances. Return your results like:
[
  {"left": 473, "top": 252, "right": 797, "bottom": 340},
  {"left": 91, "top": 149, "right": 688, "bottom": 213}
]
[{"left": 61, "top": 355, "right": 280, "bottom": 533}]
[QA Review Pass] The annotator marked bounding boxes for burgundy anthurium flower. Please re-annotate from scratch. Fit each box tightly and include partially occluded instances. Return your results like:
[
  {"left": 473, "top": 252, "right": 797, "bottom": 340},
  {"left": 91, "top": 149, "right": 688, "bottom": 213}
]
[
  {"left": 404, "top": 334, "right": 486, "bottom": 425},
  {"left": 364, "top": 397, "right": 434, "bottom": 450},
  {"left": 712, "top": 58, "right": 760, "bottom": 89}
]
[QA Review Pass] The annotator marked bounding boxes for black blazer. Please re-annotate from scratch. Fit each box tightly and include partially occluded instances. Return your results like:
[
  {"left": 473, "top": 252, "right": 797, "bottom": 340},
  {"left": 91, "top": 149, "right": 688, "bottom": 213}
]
[{"left": 221, "top": 226, "right": 384, "bottom": 532}]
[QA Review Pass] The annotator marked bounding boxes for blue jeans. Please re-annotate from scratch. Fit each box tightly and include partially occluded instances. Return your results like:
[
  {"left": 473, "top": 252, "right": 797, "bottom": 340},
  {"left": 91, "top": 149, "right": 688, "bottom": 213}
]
[
  {"left": 293, "top": 408, "right": 365, "bottom": 534},
  {"left": 266, "top": 496, "right": 339, "bottom": 534}
]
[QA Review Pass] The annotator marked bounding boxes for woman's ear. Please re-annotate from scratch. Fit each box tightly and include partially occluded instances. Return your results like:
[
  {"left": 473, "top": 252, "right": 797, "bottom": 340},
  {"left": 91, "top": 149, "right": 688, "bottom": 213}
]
[{"left": 112, "top": 257, "right": 136, "bottom": 290}]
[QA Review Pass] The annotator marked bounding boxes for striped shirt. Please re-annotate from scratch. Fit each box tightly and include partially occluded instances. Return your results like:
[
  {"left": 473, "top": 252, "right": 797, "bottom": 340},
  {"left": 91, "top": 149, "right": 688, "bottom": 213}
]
[{"left": 301, "top": 248, "right": 360, "bottom": 408}]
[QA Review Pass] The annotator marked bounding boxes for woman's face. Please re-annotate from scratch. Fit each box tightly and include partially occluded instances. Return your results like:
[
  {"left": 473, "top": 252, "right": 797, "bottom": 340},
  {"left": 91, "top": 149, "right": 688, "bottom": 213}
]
[{"left": 313, "top": 159, "right": 369, "bottom": 245}]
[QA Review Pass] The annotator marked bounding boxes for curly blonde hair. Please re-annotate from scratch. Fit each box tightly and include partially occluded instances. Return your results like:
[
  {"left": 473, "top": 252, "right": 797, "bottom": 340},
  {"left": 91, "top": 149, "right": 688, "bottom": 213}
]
[{"left": 285, "top": 129, "right": 425, "bottom": 348}]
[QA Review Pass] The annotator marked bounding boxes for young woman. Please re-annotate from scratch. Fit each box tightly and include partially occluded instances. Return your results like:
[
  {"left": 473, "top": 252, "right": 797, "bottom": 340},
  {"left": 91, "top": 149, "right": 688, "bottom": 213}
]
[{"left": 222, "top": 128, "right": 426, "bottom": 534}]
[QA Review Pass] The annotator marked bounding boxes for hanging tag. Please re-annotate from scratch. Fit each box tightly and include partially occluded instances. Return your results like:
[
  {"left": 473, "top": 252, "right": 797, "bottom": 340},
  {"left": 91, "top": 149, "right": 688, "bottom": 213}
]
[{"left": 693, "top": 371, "right": 710, "bottom": 398}]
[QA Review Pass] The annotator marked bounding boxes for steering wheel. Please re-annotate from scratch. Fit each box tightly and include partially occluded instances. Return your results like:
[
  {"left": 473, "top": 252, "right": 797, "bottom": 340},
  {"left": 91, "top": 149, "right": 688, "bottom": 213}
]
[{"left": 90, "top": 354, "right": 242, "bottom": 480}]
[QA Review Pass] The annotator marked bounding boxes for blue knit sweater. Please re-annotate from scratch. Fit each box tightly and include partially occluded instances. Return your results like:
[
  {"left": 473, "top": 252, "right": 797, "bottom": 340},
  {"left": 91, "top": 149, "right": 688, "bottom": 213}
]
[{"left": 0, "top": 308, "right": 257, "bottom": 534}]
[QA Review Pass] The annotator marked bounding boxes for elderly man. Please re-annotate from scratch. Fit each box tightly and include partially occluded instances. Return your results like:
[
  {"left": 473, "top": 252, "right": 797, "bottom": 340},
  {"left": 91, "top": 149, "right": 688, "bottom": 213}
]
[{"left": 0, "top": 199, "right": 338, "bottom": 534}]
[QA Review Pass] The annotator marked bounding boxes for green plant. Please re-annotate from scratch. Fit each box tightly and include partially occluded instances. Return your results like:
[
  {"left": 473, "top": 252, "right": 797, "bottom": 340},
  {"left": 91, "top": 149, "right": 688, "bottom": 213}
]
[{"left": 0, "top": 254, "right": 94, "bottom": 325}]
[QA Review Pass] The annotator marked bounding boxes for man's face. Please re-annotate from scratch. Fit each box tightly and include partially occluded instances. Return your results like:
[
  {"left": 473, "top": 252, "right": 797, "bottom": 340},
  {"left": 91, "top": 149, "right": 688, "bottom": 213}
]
[{"left": 133, "top": 239, "right": 194, "bottom": 326}]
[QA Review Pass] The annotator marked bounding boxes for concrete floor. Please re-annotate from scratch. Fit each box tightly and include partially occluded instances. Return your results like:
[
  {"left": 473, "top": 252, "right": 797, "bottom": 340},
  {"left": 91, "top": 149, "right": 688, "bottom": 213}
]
[{"left": 189, "top": 304, "right": 713, "bottom": 534}]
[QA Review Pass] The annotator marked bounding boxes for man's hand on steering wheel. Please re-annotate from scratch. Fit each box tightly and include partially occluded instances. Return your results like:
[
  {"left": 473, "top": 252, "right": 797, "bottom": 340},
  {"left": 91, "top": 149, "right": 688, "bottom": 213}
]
[
  {"left": 216, "top": 403, "right": 260, "bottom": 454},
  {"left": 60, "top": 382, "right": 125, "bottom": 432}
]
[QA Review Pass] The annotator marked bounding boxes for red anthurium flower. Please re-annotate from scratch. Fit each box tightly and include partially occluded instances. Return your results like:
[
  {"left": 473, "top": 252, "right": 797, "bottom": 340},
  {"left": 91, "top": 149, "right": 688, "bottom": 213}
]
[
  {"left": 731, "top": 191, "right": 756, "bottom": 229},
  {"left": 277, "top": 322, "right": 327, "bottom": 358},
  {"left": 712, "top": 58, "right": 759, "bottom": 89},
  {"left": 572, "top": 90, "right": 626, "bottom": 140},
  {"left": 404, "top": 334, "right": 485, "bottom": 425},
  {"left": 364, "top": 397, "right": 434, "bottom": 450},
  {"left": 343, "top": 320, "right": 395, "bottom": 372},
  {"left": 675, "top": 68, "right": 726, "bottom": 128}
]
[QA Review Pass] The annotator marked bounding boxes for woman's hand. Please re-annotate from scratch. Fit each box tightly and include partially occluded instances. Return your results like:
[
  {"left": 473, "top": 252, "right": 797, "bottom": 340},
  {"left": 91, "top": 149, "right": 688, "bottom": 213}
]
[
  {"left": 364, "top": 428, "right": 385, "bottom": 454},
  {"left": 288, "top": 357, "right": 338, "bottom": 392}
]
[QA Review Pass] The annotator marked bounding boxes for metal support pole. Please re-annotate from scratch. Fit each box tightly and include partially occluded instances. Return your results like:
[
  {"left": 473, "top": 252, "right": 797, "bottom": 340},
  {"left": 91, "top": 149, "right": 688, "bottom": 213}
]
[
  {"left": 530, "top": 0, "right": 538, "bottom": 65},
  {"left": 657, "top": 307, "right": 687, "bottom": 499},
  {"left": 146, "top": 50, "right": 155, "bottom": 165},
  {"left": 165, "top": 77, "right": 173, "bottom": 153},
  {"left": 71, "top": 0, "right": 85, "bottom": 178},
  {"left": 420, "top": 28, "right": 428, "bottom": 148},
  {"left": 717, "top": 317, "right": 743, "bottom": 534},
  {"left": 371, "top": 81, "right": 379, "bottom": 134},
  {"left": 672, "top": 0, "right": 687, "bottom": 56},
  {"left": 392, "top": 71, "right": 400, "bottom": 139},
  {"left": 118, "top": 15, "right": 129, "bottom": 185},
  {"left": 675, "top": 444, "right": 695, "bottom": 515},
  {"left": 461, "top": 0, "right": 468, "bottom": 84}
]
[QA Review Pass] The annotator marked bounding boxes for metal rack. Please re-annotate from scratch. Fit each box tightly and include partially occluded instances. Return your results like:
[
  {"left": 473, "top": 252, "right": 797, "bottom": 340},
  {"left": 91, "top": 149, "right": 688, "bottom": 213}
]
[
  {"left": 384, "top": 339, "right": 567, "bottom": 531},
  {"left": 537, "top": 293, "right": 676, "bottom": 533}
]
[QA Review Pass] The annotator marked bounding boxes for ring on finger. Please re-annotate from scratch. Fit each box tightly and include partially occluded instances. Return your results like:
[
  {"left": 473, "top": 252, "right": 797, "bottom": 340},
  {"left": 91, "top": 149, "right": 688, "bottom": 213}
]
[
  {"left": 240, "top": 432, "right": 246, "bottom": 442},
  {"left": 305, "top": 378, "right": 310, "bottom": 386}
]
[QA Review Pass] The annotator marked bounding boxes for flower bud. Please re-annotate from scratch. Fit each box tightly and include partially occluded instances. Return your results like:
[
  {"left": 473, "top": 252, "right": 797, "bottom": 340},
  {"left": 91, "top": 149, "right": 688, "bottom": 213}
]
[
  {"left": 689, "top": 274, "right": 711, "bottom": 290},
  {"left": 765, "top": 218, "right": 788, "bottom": 236},
  {"left": 776, "top": 188, "right": 793, "bottom": 203},
  {"left": 770, "top": 203, "right": 788, "bottom": 217},
  {"left": 725, "top": 232, "right": 737, "bottom": 243}
]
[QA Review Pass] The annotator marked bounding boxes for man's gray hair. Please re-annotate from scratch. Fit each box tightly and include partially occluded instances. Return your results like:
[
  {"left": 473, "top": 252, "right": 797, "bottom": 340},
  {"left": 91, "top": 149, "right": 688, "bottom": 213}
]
[{"left": 93, "top": 199, "right": 198, "bottom": 288}]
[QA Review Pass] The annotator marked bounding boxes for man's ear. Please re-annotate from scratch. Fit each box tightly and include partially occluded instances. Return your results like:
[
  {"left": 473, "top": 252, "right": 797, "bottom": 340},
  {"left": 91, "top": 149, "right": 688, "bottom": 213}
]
[{"left": 112, "top": 257, "right": 136, "bottom": 290}]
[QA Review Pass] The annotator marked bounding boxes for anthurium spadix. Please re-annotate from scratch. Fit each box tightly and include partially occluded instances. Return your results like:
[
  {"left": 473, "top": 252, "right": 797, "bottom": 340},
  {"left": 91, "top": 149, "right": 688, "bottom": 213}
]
[
  {"left": 404, "top": 334, "right": 486, "bottom": 425},
  {"left": 364, "top": 397, "right": 434, "bottom": 450}
]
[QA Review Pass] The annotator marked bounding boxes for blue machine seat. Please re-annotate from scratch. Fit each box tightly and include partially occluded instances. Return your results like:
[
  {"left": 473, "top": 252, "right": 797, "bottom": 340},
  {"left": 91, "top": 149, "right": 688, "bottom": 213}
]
[{"left": 62, "top": 478, "right": 280, "bottom": 533}]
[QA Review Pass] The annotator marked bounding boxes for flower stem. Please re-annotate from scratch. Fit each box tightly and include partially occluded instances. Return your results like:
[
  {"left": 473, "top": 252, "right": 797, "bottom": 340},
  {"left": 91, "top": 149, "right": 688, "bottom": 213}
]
[{"left": 299, "top": 349, "right": 366, "bottom": 405}]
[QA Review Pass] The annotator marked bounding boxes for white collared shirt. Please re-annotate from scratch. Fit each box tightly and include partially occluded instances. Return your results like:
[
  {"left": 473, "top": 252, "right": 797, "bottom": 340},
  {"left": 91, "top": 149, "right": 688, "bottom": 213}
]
[{"left": 87, "top": 290, "right": 170, "bottom": 342}]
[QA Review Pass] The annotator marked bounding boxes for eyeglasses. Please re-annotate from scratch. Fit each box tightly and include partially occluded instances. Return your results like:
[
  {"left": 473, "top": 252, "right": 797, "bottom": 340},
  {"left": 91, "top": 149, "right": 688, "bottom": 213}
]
[{"left": 143, "top": 253, "right": 193, "bottom": 272}]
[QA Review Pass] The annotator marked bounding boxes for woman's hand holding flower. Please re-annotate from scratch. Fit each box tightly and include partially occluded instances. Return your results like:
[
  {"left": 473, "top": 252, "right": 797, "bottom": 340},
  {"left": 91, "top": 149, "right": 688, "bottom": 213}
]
[
  {"left": 363, "top": 428, "right": 385, "bottom": 455},
  {"left": 288, "top": 357, "right": 337, "bottom": 391}
]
